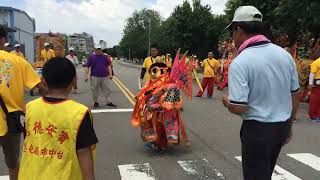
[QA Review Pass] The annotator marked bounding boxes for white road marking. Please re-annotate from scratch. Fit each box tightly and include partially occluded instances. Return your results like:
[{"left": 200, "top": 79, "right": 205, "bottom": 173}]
[
  {"left": 235, "top": 156, "right": 301, "bottom": 180},
  {"left": 118, "top": 163, "right": 156, "bottom": 180},
  {"left": 0, "top": 176, "right": 9, "bottom": 180},
  {"left": 178, "top": 159, "right": 225, "bottom": 180},
  {"left": 91, "top": 109, "right": 133, "bottom": 113},
  {"left": 178, "top": 160, "right": 198, "bottom": 175},
  {"left": 287, "top": 153, "right": 320, "bottom": 171}
]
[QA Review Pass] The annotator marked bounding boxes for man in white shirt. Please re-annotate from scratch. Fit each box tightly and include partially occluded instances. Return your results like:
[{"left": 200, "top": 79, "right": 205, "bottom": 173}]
[
  {"left": 66, "top": 47, "right": 79, "bottom": 93},
  {"left": 66, "top": 47, "right": 79, "bottom": 66},
  {"left": 222, "top": 6, "right": 300, "bottom": 180}
]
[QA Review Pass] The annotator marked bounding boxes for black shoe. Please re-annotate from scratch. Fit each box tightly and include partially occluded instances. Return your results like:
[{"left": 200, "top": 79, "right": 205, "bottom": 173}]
[
  {"left": 93, "top": 102, "right": 99, "bottom": 108},
  {"left": 30, "top": 90, "right": 34, "bottom": 96},
  {"left": 107, "top": 103, "right": 117, "bottom": 108}
]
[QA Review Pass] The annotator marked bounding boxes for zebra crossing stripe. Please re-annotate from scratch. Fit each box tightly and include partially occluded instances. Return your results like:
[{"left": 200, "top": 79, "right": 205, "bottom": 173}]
[
  {"left": 287, "top": 153, "right": 320, "bottom": 171},
  {"left": 91, "top": 109, "right": 133, "bottom": 113},
  {"left": 0, "top": 176, "right": 9, "bottom": 180},
  {"left": 118, "top": 163, "right": 156, "bottom": 180},
  {"left": 235, "top": 156, "right": 301, "bottom": 180},
  {"left": 178, "top": 159, "right": 225, "bottom": 180}
]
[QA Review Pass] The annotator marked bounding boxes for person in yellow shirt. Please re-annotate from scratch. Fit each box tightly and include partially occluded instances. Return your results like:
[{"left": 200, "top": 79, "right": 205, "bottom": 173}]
[
  {"left": 308, "top": 57, "right": 320, "bottom": 121},
  {"left": 140, "top": 44, "right": 159, "bottom": 85},
  {"left": 19, "top": 57, "right": 98, "bottom": 180},
  {"left": 0, "top": 27, "right": 45, "bottom": 180},
  {"left": 196, "top": 52, "right": 220, "bottom": 98},
  {"left": 11, "top": 44, "right": 25, "bottom": 59},
  {"left": 40, "top": 42, "right": 56, "bottom": 63}
]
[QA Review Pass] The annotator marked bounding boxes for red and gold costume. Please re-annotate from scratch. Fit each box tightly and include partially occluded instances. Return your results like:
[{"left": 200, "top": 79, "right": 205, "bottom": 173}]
[
  {"left": 218, "top": 57, "right": 233, "bottom": 90},
  {"left": 131, "top": 51, "right": 192, "bottom": 150},
  {"left": 297, "top": 59, "right": 313, "bottom": 102}
]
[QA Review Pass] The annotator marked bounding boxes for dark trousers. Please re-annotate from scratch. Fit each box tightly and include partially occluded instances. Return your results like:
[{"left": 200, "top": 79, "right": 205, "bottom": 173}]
[{"left": 240, "top": 119, "right": 291, "bottom": 180}]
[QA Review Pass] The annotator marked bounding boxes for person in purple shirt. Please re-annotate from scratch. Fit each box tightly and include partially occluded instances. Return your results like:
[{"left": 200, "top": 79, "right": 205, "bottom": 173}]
[{"left": 84, "top": 44, "right": 116, "bottom": 108}]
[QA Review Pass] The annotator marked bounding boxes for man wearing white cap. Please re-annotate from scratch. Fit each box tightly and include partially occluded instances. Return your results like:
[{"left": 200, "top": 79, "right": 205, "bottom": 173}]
[
  {"left": 66, "top": 47, "right": 79, "bottom": 93},
  {"left": 66, "top": 47, "right": 79, "bottom": 66},
  {"left": 3, "top": 43, "right": 12, "bottom": 52},
  {"left": 221, "top": 6, "right": 300, "bottom": 179},
  {"left": 11, "top": 44, "right": 24, "bottom": 59},
  {"left": 40, "top": 42, "right": 55, "bottom": 63},
  {"left": 84, "top": 44, "right": 116, "bottom": 108}
]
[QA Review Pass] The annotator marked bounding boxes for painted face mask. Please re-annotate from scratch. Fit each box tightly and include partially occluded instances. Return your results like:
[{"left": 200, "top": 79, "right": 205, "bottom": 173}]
[{"left": 148, "top": 62, "right": 168, "bottom": 80}]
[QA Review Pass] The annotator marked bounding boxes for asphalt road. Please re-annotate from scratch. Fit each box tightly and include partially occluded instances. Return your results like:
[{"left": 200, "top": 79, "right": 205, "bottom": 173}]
[{"left": 0, "top": 60, "right": 319, "bottom": 180}]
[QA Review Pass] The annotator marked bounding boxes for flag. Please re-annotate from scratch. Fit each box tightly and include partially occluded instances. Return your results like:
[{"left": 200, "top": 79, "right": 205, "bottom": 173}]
[{"left": 170, "top": 51, "right": 193, "bottom": 99}]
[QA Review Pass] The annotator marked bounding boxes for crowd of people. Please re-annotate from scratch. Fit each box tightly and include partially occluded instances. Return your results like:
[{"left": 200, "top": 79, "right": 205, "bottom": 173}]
[
  {"left": 136, "top": 5, "right": 318, "bottom": 180},
  {"left": 0, "top": 4, "right": 319, "bottom": 180},
  {"left": 0, "top": 25, "right": 117, "bottom": 179}
]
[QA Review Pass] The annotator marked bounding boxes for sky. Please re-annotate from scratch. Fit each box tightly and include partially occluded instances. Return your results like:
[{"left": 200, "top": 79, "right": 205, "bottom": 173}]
[{"left": 1, "top": 0, "right": 228, "bottom": 47}]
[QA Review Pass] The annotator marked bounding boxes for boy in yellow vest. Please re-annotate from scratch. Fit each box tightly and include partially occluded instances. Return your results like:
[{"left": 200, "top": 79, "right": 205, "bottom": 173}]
[{"left": 19, "top": 57, "right": 98, "bottom": 180}]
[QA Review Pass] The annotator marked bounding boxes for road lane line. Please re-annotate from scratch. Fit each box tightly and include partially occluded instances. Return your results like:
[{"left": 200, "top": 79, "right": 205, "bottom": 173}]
[
  {"left": 114, "top": 76, "right": 136, "bottom": 100},
  {"left": 91, "top": 109, "right": 133, "bottom": 113},
  {"left": 178, "top": 159, "right": 225, "bottom": 180},
  {"left": 113, "top": 78, "right": 135, "bottom": 105},
  {"left": 235, "top": 156, "right": 301, "bottom": 180},
  {"left": 287, "top": 153, "right": 320, "bottom": 171},
  {"left": 118, "top": 163, "right": 156, "bottom": 180}
]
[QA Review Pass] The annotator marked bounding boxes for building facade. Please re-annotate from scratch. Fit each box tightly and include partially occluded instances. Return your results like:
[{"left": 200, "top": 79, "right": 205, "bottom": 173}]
[
  {"left": 0, "top": 7, "right": 35, "bottom": 62},
  {"left": 83, "top": 32, "right": 94, "bottom": 54},
  {"left": 67, "top": 32, "right": 94, "bottom": 54}
]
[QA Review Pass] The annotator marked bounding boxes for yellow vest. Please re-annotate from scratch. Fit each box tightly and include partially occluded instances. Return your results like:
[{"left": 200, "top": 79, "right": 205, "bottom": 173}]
[
  {"left": 11, "top": 51, "right": 25, "bottom": 59},
  {"left": 19, "top": 98, "right": 95, "bottom": 180},
  {"left": 142, "top": 57, "right": 157, "bottom": 81}
]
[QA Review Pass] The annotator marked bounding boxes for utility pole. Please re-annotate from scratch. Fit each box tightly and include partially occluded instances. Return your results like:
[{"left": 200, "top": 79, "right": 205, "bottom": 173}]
[
  {"left": 147, "top": 18, "right": 151, "bottom": 57},
  {"left": 117, "top": 46, "right": 119, "bottom": 60},
  {"left": 129, "top": 48, "right": 131, "bottom": 61}
]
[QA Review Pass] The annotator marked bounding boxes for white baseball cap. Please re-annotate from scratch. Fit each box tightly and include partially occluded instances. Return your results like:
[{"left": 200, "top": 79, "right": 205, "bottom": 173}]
[
  {"left": 95, "top": 44, "right": 102, "bottom": 49},
  {"left": 43, "top": 42, "right": 50, "bottom": 47},
  {"left": 4, "top": 43, "right": 10, "bottom": 47},
  {"left": 69, "top": 47, "right": 75, "bottom": 51},
  {"left": 15, "top": 44, "right": 21, "bottom": 48},
  {"left": 225, "top": 6, "right": 263, "bottom": 30}
]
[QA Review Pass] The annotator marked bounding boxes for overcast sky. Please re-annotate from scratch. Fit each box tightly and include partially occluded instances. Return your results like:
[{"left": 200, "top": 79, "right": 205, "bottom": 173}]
[{"left": 1, "top": 0, "right": 227, "bottom": 47}]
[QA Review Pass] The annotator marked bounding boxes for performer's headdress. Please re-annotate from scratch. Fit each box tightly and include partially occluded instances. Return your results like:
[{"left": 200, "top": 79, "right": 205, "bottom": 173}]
[{"left": 170, "top": 49, "right": 193, "bottom": 99}]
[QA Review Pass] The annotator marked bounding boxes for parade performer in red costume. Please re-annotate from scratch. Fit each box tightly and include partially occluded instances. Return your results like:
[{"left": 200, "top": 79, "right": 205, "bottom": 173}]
[
  {"left": 218, "top": 51, "right": 235, "bottom": 90},
  {"left": 131, "top": 50, "right": 192, "bottom": 151}
]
